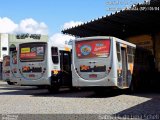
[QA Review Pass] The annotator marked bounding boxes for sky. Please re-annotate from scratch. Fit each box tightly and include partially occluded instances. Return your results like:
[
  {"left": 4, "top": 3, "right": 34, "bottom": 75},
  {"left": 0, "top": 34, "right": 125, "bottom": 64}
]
[{"left": 0, "top": 0, "right": 145, "bottom": 45}]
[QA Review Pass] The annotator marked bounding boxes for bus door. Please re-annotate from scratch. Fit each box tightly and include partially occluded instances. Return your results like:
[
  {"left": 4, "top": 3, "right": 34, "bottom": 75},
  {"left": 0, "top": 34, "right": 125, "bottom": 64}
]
[
  {"left": 121, "top": 46, "right": 128, "bottom": 87},
  {"left": 60, "top": 50, "right": 72, "bottom": 85},
  {"left": 10, "top": 51, "right": 21, "bottom": 81},
  {"left": 2, "top": 56, "right": 11, "bottom": 81}
]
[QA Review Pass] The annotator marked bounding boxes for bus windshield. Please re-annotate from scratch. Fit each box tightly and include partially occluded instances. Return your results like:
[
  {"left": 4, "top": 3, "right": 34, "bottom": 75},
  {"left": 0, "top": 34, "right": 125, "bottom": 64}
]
[
  {"left": 75, "top": 39, "right": 110, "bottom": 59},
  {"left": 19, "top": 43, "right": 46, "bottom": 62}
]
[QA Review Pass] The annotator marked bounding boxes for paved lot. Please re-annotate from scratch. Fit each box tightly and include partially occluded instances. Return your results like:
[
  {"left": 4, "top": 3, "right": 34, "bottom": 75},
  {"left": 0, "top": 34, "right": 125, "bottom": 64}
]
[{"left": 0, "top": 81, "right": 160, "bottom": 120}]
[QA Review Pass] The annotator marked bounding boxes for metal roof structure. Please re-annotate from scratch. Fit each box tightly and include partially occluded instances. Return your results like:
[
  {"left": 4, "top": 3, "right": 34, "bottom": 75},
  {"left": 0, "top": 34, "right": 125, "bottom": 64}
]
[{"left": 62, "top": 0, "right": 160, "bottom": 39}]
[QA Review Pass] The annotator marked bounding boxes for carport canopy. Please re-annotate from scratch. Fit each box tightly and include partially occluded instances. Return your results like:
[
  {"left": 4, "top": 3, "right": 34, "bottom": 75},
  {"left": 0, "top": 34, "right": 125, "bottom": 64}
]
[{"left": 62, "top": 0, "right": 160, "bottom": 39}]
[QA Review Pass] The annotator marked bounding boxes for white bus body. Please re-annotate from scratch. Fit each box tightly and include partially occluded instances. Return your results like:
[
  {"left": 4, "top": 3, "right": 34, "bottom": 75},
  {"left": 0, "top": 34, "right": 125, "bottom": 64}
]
[
  {"left": 14, "top": 42, "right": 72, "bottom": 92},
  {"left": 72, "top": 36, "right": 136, "bottom": 89}
]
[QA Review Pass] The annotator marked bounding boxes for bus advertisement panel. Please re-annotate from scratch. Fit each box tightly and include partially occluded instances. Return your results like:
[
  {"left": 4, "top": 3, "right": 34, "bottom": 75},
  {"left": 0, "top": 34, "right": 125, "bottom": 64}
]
[
  {"left": 20, "top": 45, "right": 45, "bottom": 62},
  {"left": 75, "top": 39, "right": 110, "bottom": 59}
]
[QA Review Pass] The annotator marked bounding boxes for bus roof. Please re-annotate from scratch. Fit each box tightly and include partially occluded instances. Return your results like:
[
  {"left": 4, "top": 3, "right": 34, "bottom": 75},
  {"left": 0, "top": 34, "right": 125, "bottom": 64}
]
[{"left": 74, "top": 36, "right": 136, "bottom": 47}]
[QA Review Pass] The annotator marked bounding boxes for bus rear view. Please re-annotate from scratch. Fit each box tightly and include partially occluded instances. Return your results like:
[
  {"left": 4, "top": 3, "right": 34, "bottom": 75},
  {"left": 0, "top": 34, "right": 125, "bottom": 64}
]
[
  {"left": 18, "top": 42, "right": 48, "bottom": 85},
  {"left": 72, "top": 37, "right": 116, "bottom": 87}
]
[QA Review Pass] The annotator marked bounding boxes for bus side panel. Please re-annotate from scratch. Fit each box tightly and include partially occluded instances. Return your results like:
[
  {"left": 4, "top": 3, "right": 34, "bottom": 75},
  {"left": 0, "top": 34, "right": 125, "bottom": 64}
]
[
  {"left": 109, "top": 38, "right": 118, "bottom": 86},
  {"left": 114, "top": 38, "right": 136, "bottom": 89},
  {"left": 72, "top": 41, "right": 78, "bottom": 86}
]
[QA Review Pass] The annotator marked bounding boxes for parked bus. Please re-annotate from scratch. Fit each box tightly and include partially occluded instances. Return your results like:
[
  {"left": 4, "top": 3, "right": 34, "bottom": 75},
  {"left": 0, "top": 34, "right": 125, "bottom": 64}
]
[
  {"left": 14, "top": 42, "right": 72, "bottom": 92},
  {"left": 2, "top": 48, "right": 22, "bottom": 85},
  {"left": 2, "top": 49, "right": 25, "bottom": 85},
  {"left": 72, "top": 36, "right": 154, "bottom": 92}
]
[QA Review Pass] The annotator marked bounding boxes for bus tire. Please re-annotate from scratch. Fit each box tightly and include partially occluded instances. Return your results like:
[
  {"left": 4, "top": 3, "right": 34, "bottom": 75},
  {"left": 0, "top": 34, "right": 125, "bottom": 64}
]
[
  {"left": 7, "top": 81, "right": 14, "bottom": 85},
  {"left": 48, "top": 78, "right": 60, "bottom": 93}
]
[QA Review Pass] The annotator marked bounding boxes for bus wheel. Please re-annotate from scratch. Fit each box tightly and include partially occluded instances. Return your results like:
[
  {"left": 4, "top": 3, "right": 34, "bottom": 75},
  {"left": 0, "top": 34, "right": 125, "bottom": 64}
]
[
  {"left": 7, "top": 81, "right": 14, "bottom": 85},
  {"left": 48, "top": 79, "right": 60, "bottom": 93}
]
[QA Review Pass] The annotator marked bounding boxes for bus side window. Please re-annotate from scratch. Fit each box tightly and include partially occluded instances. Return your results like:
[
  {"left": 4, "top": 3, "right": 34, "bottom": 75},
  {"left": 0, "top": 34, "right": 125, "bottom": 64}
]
[
  {"left": 127, "top": 46, "right": 131, "bottom": 63},
  {"left": 51, "top": 47, "right": 59, "bottom": 64},
  {"left": 127, "top": 46, "right": 134, "bottom": 63},
  {"left": 132, "top": 48, "right": 136, "bottom": 63},
  {"left": 116, "top": 42, "right": 121, "bottom": 62},
  {"left": 12, "top": 51, "right": 17, "bottom": 64}
]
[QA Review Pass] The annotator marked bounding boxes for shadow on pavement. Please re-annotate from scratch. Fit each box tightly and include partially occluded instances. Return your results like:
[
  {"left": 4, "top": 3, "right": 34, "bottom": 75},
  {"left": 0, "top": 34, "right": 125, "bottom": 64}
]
[
  {"left": 32, "top": 88, "right": 124, "bottom": 98},
  {"left": 1, "top": 81, "right": 160, "bottom": 118},
  {"left": 113, "top": 95, "right": 160, "bottom": 119},
  {"left": 0, "top": 81, "right": 160, "bottom": 99},
  {"left": 0, "top": 82, "right": 124, "bottom": 98}
]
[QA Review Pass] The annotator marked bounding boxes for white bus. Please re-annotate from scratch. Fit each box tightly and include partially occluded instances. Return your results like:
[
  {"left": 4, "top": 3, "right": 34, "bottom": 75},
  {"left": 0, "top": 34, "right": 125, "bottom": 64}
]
[
  {"left": 72, "top": 36, "right": 154, "bottom": 92},
  {"left": 2, "top": 49, "right": 21, "bottom": 85},
  {"left": 2, "top": 48, "right": 27, "bottom": 85},
  {"left": 15, "top": 42, "right": 72, "bottom": 92}
]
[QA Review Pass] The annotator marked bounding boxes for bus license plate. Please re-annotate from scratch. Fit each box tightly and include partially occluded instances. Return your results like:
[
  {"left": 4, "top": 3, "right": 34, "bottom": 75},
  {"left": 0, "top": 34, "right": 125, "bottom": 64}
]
[
  {"left": 29, "top": 74, "right": 35, "bottom": 77},
  {"left": 89, "top": 74, "right": 97, "bottom": 78}
]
